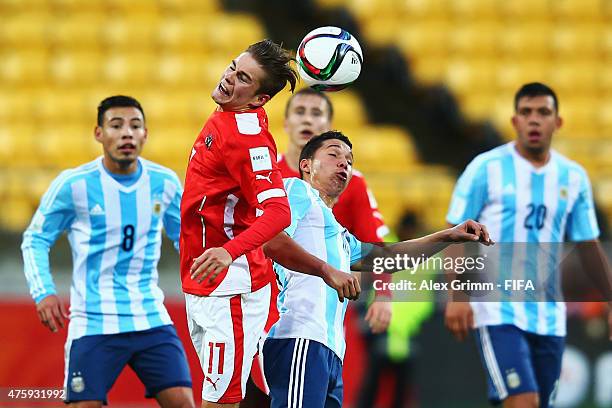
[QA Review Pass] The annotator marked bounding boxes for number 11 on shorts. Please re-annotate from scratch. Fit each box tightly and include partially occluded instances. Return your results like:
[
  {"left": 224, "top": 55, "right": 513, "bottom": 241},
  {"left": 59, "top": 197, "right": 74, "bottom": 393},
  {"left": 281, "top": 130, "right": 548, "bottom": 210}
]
[{"left": 207, "top": 342, "right": 225, "bottom": 375}]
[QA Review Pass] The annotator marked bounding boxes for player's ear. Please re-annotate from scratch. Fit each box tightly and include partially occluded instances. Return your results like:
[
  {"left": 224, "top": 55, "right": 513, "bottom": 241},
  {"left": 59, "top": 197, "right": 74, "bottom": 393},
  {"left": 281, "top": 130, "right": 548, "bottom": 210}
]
[
  {"left": 94, "top": 125, "right": 103, "bottom": 144},
  {"left": 252, "top": 93, "right": 271, "bottom": 108},
  {"left": 510, "top": 114, "right": 519, "bottom": 130},
  {"left": 555, "top": 115, "right": 563, "bottom": 129},
  {"left": 299, "top": 158, "right": 311, "bottom": 176}
]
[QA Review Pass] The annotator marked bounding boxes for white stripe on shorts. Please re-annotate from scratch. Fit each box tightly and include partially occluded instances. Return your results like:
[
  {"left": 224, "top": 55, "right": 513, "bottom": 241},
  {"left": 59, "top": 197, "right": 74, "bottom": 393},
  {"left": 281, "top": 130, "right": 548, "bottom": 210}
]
[
  {"left": 297, "top": 339, "right": 310, "bottom": 408},
  {"left": 480, "top": 327, "right": 508, "bottom": 400}
]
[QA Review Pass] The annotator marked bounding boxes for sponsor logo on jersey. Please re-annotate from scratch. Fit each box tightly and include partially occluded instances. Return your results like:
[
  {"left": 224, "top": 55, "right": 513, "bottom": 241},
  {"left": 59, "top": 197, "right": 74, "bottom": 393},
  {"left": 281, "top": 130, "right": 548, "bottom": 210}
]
[
  {"left": 90, "top": 204, "right": 105, "bottom": 216},
  {"left": 255, "top": 172, "right": 273, "bottom": 184},
  {"left": 249, "top": 147, "right": 272, "bottom": 172}
]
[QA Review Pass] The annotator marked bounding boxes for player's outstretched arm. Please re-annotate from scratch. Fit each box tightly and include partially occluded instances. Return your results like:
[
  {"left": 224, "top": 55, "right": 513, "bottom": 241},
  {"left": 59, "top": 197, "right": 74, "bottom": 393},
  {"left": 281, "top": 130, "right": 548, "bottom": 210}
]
[
  {"left": 368, "top": 220, "right": 492, "bottom": 271},
  {"left": 264, "top": 232, "right": 361, "bottom": 302}
]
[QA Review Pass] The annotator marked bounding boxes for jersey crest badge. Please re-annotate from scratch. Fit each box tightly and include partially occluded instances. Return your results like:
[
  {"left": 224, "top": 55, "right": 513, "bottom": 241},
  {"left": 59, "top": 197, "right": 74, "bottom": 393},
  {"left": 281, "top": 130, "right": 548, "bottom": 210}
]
[{"left": 205, "top": 134, "right": 213, "bottom": 150}]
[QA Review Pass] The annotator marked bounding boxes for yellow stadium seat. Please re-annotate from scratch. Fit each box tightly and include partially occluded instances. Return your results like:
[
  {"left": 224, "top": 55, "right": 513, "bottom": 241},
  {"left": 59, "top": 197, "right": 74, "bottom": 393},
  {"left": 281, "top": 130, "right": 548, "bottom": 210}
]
[
  {"left": 396, "top": 20, "right": 450, "bottom": 58},
  {"left": 598, "top": 98, "right": 612, "bottom": 134},
  {"left": 37, "top": 124, "right": 98, "bottom": 167},
  {"left": 461, "top": 93, "right": 497, "bottom": 121},
  {"left": 0, "top": 124, "right": 39, "bottom": 167},
  {"left": 361, "top": 18, "right": 403, "bottom": 47},
  {"left": 410, "top": 56, "right": 449, "bottom": 85},
  {"left": 49, "top": 15, "right": 105, "bottom": 49},
  {"left": 50, "top": 51, "right": 103, "bottom": 85},
  {"left": 551, "top": 25, "right": 603, "bottom": 58},
  {"left": 158, "top": 19, "right": 210, "bottom": 53},
  {"left": 552, "top": 0, "right": 603, "bottom": 20},
  {"left": 444, "top": 59, "right": 497, "bottom": 97},
  {"left": 49, "top": 0, "right": 106, "bottom": 12},
  {"left": 1, "top": 196, "right": 36, "bottom": 231},
  {"left": 0, "top": 12, "right": 49, "bottom": 48},
  {"left": 328, "top": 91, "right": 367, "bottom": 128},
  {"left": 400, "top": 0, "right": 448, "bottom": 19},
  {"left": 448, "top": 0, "right": 500, "bottom": 19},
  {"left": 594, "top": 178, "right": 612, "bottom": 215},
  {"left": 101, "top": 17, "right": 160, "bottom": 50},
  {"left": 500, "top": 0, "right": 552, "bottom": 19},
  {"left": 158, "top": 0, "right": 219, "bottom": 15},
  {"left": 0, "top": 91, "right": 32, "bottom": 121},
  {"left": 448, "top": 23, "right": 502, "bottom": 56},
  {"left": 495, "top": 61, "right": 550, "bottom": 92},
  {"left": 0, "top": 51, "right": 49, "bottom": 84},
  {"left": 351, "top": 126, "right": 418, "bottom": 172},
  {"left": 103, "top": 53, "right": 158, "bottom": 86},
  {"left": 549, "top": 63, "right": 601, "bottom": 96},
  {"left": 201, "top": 15, "right": 265, "bottom": 56},
  {"left": 499, "top": 23, "right": 553, "bottom": 57},
  {"left": 556, "top": 96, "right": 600, "bottom": 138},
  {"left": 0, "top": 0, "right": 49, "bottom": 11},
  {"left": 30, "top": 88, "right": 91, "bottom": 122}
]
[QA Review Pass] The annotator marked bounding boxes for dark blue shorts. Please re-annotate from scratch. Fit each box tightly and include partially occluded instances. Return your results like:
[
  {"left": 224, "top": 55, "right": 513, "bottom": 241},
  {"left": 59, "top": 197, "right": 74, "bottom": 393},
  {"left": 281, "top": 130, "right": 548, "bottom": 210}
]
[
  {"left": 474, "top": 325, "right": 564, "bottom": 407},
  {"left": 263, "top": 338, "right": 343, "bottom": 408},
  {"left": 65, "top": 324, "right": 192, "bottom": 404}
]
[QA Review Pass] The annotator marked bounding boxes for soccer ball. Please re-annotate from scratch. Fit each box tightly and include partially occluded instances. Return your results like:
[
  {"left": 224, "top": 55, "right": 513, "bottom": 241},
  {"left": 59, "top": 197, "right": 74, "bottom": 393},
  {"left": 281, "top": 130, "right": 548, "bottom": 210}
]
[{"left": 296, "top": 26, "right": 363, "bottom": 92}]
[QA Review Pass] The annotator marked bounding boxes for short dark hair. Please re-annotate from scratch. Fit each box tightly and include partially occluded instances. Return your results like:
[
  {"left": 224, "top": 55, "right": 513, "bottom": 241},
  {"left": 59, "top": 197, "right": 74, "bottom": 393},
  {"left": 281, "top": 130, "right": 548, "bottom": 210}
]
[
  {"left": 299, "top": 130, "right": 352, "bottom": 178},
  {"left": 97, "top": 95, "right": 145, "bottom": 126},
  {"left": 284, "top": 87, "right": 334, "bottom": 121},
  {"left": 514, "top": 82, "right": 559, "bottom": 113},
  {"left": 246, "top": 39, "right": 299, "bottom": 98}
]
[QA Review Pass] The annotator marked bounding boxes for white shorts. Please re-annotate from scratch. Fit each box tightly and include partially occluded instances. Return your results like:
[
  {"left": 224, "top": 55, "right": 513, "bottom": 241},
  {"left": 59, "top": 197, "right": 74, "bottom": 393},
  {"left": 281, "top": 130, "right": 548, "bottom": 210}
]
[{"left": 185, "top": 284, "right": 271, "bottom": 404}]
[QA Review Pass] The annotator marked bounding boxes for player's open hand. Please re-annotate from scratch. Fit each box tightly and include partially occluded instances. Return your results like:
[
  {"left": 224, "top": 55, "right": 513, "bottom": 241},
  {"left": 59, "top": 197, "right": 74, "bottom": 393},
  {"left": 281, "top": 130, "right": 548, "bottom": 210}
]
[
  {"left": 323, "top": 265, "right": 361, "bottom": 302},
  {"left": 191, "top": 247, "right": 233, "bottom": 284},
  {"left": 445, "top": 301, "right": 474, "bottom": 341},
  {"left": 448, "top": 220, "right": 493, "bottom": 245},
  {"left": 365, "top": 300, "right": 392, "bottom": 334},
  {"left": 36, "top": 294, "right": 68, "bottom": 333}
]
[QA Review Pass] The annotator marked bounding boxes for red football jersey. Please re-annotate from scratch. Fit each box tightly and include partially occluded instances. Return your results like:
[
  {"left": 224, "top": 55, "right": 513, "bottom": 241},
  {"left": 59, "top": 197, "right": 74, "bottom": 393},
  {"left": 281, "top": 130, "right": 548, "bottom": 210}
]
[
  {"left": 277, "top": 154, "right": 388, "bottom": 242},
  {"left": 180, "top": 108, "right": 288, "bottom": 296}
]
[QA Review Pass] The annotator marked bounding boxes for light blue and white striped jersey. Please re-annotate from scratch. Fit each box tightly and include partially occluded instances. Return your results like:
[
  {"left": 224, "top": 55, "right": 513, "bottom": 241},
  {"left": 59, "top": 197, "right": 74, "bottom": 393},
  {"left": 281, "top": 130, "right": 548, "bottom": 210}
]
[
  {"left": 22, "top": 157, "right": 183, "bottom": 340},
  {"left": 447, "top": 142, "right": 599, "bottom": 336},
  {"left": 268, "top": 178, "right": 371, "bottom": 361}
]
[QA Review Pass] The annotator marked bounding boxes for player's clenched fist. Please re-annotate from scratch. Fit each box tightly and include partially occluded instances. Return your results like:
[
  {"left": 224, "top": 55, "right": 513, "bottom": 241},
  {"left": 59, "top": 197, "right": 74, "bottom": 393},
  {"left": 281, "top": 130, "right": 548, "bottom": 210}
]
[
  {"left": 322, "top": 264, "right": 361, "bottom": 302},
  {"left": 190, "top": 247, "right": 233, "bottom": 284},
  {"left": 36, "top": 294, "right": 68, "bottom": 333},
  {"left": 448, "top": 219, "right": 493, "bottom": 245}
]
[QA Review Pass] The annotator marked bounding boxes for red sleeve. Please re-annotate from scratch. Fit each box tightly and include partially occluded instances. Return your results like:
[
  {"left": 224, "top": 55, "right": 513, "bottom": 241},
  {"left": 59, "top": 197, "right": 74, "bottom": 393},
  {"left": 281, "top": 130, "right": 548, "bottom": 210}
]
[
  {"left": 223, "top": 199, "right": 290, "bottom": 260},
  {"left": 220, "top": 113, "right": 291, "bottom": 259}
]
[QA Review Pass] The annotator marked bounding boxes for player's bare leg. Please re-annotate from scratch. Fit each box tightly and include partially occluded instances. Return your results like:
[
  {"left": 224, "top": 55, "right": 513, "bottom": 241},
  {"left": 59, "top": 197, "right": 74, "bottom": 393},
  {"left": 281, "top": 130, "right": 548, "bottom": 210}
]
[
  {"left": 156, "top": 386, "right": 195, "bottom": 408},
  {"left": 202, "top": 401, "right": 239, "bottom": 408},
  {"left": 503, "top": 392, "right": 539, "bottom": 408},
  {"left": 68, "top": 401, "right": 102, "bottom": 408}
]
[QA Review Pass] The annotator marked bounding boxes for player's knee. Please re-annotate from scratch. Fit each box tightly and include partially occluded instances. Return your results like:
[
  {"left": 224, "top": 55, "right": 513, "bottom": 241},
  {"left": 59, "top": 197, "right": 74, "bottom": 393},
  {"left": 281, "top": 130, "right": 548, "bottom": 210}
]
[{"left": 504, "top": 392, "right": 539, "bottom": 408}]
